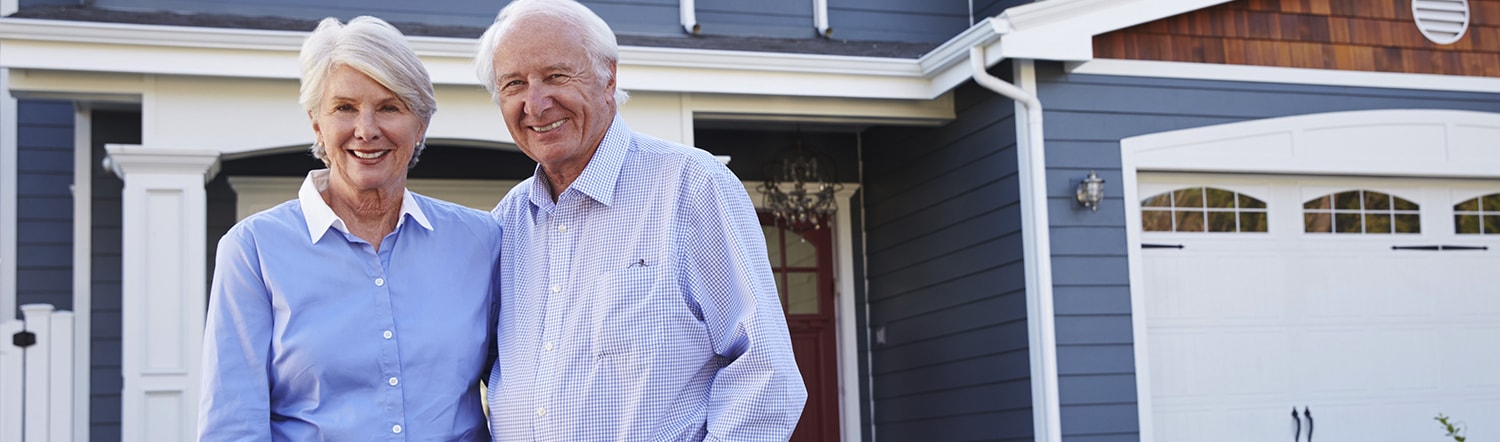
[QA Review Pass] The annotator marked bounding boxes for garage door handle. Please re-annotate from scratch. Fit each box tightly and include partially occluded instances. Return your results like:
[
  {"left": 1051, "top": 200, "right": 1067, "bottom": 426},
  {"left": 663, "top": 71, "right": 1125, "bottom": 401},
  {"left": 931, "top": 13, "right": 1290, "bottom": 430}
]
[
  {"left": 1292, "top": 407, "right": 1301, "bottom": 442},
  {"left": 1304, "top": 407, "right": 1314, "bottom": 442},
  {"left": 1141, "top": 243, "right": 1185, "bottom": 249},
  {"left": 1391, "top": 245, "right": 1489, "bottom": 251}
]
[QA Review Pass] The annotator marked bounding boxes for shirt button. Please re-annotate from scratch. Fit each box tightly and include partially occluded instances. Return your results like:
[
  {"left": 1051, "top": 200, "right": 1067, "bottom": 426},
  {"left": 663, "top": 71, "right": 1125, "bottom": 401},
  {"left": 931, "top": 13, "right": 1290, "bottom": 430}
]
[
  {"left": 374, "top": 277, "right": 385, "bottom": 287},
  {"left": 388, "top": 377, "right": 399, "bottom": 386},
  {"left": 383, "top": 330, "right": 393, "bottom": 339},
  {"left": 536, "top": 407, "right": 547, "bottom": 417},
  {"left": 550, "top": 285, "right": 561, "bottom": 293},
  {"left": 544, "top": 342, "right": 554, "bottom": 351},
  {"left": 557, "top": 224, "right": 567, "bottom": 233},
  {"left": 392, "top": 424, "right": 402, "bottom": 434}
]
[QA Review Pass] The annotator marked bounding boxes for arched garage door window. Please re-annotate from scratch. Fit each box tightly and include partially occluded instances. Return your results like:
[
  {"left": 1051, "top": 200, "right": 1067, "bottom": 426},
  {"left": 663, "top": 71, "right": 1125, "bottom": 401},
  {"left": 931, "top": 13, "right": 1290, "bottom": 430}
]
[
  {"left": 1140, "top": 186, "right": 1268, "bottom": 232},
  {"left": 1303, "top": 190, "right": 1420, "bottom": 234},
  {"left": 1455, "top": 193, "right": 1500, "bottom": 234}
]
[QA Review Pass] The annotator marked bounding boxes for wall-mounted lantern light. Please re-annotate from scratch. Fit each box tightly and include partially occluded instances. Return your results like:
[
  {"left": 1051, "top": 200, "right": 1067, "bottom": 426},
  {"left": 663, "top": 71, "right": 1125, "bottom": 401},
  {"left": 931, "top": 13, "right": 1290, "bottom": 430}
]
[{"left": 1076, "top": 170, "right": 1105, "bottom": 212}]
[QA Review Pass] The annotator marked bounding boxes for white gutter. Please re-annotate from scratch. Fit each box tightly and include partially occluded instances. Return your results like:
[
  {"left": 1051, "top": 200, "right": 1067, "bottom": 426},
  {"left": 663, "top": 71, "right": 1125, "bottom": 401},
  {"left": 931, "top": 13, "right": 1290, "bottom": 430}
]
[
  {"left": 969, "top": 46, "right": 1061, "bottom": 442},
  {"left": 813, "top": 0, "right": 832, "bottom": 37},
  {"left": 681, "top": 0, "right": 700, "bottom": 35}
]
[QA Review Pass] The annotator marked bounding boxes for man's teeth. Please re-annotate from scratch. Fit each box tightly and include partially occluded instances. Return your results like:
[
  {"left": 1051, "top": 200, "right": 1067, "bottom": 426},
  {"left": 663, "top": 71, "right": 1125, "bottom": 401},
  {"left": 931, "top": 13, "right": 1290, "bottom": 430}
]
[
  {"left": 532, "top": 120, "right": 565, "bottom": 133},
  {"left": 351, "top": 150, "right": 388, "bottom": 159}
]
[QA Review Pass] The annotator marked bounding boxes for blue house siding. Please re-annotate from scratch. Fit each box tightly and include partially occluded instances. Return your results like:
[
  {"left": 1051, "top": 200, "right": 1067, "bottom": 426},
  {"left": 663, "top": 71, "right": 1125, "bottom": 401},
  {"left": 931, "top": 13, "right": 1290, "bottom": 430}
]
[
  {"left": 40, "top": 0, "right": 996, "bottom": 43},
  {"left": 87, "top": 110, "right": 138, "bottom": 441},
  {"left": 1031, "top": 61, "right": 1500, "bottom": 441},
  {"left": 15, "top": 99, "right": 74, "bottom": 316},
  {"left": 859, "top": 75, "right": 1032, "bottom": 441}
]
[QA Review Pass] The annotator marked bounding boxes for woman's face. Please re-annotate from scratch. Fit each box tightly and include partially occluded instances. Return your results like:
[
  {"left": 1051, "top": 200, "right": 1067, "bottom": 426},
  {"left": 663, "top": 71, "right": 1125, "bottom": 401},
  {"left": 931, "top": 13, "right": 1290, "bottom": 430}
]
[{"left": 311, "top": 65, "right": 426, "bottom": 197}]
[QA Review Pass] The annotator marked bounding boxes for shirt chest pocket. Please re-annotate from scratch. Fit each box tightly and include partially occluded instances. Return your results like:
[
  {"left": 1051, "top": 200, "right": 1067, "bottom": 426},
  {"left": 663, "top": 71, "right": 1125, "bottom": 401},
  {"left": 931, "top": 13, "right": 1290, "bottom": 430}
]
[{"left": 587, "top": 263, "right": 666, "bottom": 360}]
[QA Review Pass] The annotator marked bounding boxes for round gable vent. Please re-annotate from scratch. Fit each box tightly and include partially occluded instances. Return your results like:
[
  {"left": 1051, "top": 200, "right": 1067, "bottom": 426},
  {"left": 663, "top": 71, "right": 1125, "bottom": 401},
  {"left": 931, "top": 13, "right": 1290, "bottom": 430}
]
[{"left": 1412, "top": 0, "right": 1470, "bottom": 44}]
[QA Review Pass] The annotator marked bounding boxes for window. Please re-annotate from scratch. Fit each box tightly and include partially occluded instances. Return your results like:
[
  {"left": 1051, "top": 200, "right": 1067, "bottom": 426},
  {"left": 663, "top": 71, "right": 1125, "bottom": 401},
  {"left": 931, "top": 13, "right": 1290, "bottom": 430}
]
[
  {"left": 1303, "top": 190, "right": 1420, "bottom": 234},
  {"left": 1454, "top": 193, "right": 1500, "bottom": 234},
  {"left": 1142, "top": 187, "right": 1268, "bottom": 233}
]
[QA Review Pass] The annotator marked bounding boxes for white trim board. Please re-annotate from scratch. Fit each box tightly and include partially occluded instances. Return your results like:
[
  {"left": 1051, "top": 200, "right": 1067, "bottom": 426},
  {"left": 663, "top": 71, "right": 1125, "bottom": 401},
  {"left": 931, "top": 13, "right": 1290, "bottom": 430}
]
[
  {"left": 1070, "top": 59, "right": 1500, "bottom": 94},
  {"left": 70, "top": 103, "right": 91, "bottom": 442},
  {"left": 0, "top": 69, "right": 15, "bottom": 320},
  {"left": 1119, "top": 108, "right": 1500, "bottom": 442}
]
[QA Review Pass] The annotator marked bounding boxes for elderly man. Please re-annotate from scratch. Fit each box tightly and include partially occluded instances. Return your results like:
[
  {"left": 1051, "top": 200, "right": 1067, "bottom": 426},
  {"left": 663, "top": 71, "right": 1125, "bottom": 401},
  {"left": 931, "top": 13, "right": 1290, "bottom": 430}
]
[{"left": 473, "top": 0, "right": 806, "bottom": 440}]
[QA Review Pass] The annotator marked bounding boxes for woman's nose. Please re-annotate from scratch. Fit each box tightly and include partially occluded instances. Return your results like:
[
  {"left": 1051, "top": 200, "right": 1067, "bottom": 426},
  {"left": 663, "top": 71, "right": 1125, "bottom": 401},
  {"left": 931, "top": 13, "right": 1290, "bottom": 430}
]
[{"left": 354, "top": 110, "right": 381, "bottom": 141}]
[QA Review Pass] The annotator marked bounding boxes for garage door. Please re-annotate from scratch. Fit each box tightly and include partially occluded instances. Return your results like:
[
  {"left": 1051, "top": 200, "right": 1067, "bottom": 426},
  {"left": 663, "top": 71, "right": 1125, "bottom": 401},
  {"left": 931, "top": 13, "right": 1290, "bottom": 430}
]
[{"left": 1140, "top": 173, "right": 1500, "bottom": 441}]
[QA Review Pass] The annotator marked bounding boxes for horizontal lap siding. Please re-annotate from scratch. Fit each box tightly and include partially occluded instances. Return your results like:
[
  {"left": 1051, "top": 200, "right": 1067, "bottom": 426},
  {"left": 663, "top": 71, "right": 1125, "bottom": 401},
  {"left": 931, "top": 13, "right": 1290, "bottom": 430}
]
[
  {"left": 16, "top": 100, "right": 74, "bottom": 315},
  {"left": 1034, "top": 61, "right": 1500, "bottom": 440},
  {"left": 88, "top": 110, "right": 138, "bottom": 442},
  {"left": 83, "top": 0, "right": 982, "bottom": 42},
  {"left": 861, "top": 77, "right": 1032, "bottom": 441}
]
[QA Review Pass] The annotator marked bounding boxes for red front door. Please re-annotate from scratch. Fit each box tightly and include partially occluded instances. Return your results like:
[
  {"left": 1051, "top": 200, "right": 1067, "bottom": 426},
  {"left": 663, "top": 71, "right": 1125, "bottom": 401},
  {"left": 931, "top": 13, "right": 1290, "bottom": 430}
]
[{"left": 760, "top": 212, "right": 839, "bottom": 441}]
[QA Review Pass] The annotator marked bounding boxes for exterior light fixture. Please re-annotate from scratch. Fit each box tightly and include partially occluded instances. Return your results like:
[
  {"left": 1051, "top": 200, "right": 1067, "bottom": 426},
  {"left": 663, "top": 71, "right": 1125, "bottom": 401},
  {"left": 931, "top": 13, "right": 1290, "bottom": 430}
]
[
  {"left": 759, "top": 139, "right": 842, "bottom": 232},
  {"left": 1076, "top": 170, "right": 1105, "bottom": 212}
]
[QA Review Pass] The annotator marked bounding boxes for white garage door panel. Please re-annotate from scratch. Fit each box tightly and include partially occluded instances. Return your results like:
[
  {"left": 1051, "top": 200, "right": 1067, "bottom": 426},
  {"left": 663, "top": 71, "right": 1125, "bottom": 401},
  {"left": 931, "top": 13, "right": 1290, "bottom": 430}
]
[{"left": 1143, "top": 175, "right": 1500, "bottom": 441}]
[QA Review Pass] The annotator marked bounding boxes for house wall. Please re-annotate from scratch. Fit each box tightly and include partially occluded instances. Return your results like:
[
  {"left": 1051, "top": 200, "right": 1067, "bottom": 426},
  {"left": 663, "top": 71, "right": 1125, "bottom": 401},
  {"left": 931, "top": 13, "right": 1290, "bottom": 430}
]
[
  {"left": 22, "top": 0, "right": 984, "bottom": 43},
  {"left": 87, "top": 109, "right": 137, "bottom": 442},
  {"left": 1033, "top": 61, "right": 1500, "bottom": 441},
  {"left": 15, "top": 100, "right": 72, "bottom": 314},
  {"left": 858, "top": 72, "right": 1033, "bottom": 441},
  {"left": 1094, "top": 0, "right": 1500, "bottom": 77}
]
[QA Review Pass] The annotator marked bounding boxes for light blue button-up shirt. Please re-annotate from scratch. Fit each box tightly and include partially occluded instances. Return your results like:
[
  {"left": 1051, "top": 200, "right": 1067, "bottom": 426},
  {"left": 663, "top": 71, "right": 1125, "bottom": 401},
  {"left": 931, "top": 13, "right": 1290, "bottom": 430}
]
[
  {"left": 200, "top": 170, "right": 500, "bottom": 441},
  {"left": 487, "top": 116, "right": 807, "bottom": 441}
]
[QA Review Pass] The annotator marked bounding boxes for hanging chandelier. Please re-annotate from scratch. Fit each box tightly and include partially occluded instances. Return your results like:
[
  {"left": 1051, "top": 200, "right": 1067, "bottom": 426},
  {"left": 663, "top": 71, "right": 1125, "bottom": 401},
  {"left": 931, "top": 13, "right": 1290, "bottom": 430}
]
[{"left": 759, "top": 140, "right": 843, "bottom": 232}]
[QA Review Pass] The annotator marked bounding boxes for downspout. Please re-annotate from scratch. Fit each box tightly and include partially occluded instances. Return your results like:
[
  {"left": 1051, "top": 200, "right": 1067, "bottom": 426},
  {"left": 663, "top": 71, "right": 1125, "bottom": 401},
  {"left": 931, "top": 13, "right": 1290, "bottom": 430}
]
[
  {"left": 813, "top": 0, "right": 832, "bottom": 38},
  {"left": 680, "top": 0, "right": 700, "bottom": 35},
  {"left": 969, "top": 46, "right": 1062, "bottom": 442}
]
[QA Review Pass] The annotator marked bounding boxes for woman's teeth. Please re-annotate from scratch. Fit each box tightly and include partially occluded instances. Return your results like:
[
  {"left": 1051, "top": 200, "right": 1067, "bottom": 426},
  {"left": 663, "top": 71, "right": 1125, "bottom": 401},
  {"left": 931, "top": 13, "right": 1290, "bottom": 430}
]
[
  {"left": 533, "top": 120, "right": 565, "bottom": 133},
  {"left": 351, "top": 150, "right": 388, "bottom": 159}
]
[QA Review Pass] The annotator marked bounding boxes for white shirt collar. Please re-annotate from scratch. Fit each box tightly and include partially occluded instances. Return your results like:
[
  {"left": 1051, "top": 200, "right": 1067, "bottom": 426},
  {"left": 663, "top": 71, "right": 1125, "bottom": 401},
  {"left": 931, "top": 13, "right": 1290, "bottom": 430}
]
[{"left": 297, "top": 169, "right": 432, "bottom": 243}]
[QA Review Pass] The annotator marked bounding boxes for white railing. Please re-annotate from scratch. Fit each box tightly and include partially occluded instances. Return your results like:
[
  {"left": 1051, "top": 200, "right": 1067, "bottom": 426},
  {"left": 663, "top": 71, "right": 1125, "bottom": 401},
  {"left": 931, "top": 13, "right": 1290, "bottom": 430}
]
[{"left": 0, "top": 304, "right": 74, "bottom": 442}]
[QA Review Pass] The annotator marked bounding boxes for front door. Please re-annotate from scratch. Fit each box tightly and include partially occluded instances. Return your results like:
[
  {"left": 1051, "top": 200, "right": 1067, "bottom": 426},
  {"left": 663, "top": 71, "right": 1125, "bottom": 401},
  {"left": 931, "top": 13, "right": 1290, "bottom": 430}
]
[{"left": 761, "top": 213, "right": 839, "bottom": 441}]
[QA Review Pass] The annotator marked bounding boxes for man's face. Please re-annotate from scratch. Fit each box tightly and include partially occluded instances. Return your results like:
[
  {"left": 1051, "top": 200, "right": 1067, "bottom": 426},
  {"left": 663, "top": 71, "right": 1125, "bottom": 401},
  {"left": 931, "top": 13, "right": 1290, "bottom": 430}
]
[{"left": 489, "top": 15, "right": 617, "bottom": 186}]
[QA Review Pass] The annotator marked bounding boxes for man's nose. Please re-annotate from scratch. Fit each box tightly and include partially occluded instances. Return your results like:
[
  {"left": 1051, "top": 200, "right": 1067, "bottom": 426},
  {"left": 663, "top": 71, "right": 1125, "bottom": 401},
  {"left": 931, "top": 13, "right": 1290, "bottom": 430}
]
[{"left": 523, "top": 85, "right": 554, "bottom": 116}]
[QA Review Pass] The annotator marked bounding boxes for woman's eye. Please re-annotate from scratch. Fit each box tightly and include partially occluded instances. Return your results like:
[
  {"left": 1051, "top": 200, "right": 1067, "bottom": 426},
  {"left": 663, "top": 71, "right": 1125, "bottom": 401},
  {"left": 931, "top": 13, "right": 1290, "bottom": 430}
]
[
  {"left": 333, "top": 104, "right": 355, "bottom": 112},
  {"left": 379, "top": 104, "right": 401, "bottom": 112}
]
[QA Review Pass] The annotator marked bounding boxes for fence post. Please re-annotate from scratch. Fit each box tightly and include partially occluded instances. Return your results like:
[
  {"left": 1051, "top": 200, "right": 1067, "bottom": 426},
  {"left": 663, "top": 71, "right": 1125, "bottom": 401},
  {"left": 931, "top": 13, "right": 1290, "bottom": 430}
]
[
  {"left": 47, "top": 311, "right": 72, "bottom": 442},
  {"left": 20, "top": 304, "right": 52, "bottom": 442},
  {"left": 0, "top": 317, "right": 23, "bottom": 442}
]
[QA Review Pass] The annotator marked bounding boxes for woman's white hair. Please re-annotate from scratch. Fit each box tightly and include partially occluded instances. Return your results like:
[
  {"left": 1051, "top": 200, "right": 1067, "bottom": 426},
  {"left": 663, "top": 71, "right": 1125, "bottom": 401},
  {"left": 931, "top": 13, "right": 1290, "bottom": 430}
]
[
  {"left": 473, "top": 0, "right": 630, "bottom": 105},
  {"left": 298, "top": 16, "right": 436, "bottom": 168}
]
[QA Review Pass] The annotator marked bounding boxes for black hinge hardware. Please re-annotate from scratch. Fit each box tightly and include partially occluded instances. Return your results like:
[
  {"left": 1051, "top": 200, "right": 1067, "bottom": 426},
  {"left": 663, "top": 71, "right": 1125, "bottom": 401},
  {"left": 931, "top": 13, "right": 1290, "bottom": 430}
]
[
  {"left": 1141, "top": 243, "right": 1185, "bottom": 249},
  {"left": 1392, "top": 245, "right": 1489, "bottom": 251}
]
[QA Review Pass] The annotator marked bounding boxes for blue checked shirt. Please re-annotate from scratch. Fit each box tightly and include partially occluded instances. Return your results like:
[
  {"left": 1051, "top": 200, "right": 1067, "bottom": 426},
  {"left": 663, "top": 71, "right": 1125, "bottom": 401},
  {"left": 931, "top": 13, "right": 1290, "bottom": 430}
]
[
  {"left": 487, "top": 115, "right": 806, "bottom": 441},
  {"left": 200, "top": 170, "right": 500, "bottom": 441}
]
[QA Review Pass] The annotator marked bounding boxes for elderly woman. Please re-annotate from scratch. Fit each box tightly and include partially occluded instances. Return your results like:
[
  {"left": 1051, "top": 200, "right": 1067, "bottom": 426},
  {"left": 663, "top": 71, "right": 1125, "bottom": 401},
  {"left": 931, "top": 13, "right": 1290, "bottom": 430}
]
[{"left": 198, "top": 16, "right": 498, "bottom": 441}]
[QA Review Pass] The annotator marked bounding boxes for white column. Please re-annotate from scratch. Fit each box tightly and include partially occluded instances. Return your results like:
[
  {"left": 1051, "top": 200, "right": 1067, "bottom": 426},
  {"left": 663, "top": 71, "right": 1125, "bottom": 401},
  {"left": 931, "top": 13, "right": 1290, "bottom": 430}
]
[{"left": 104, "top": 145, "right": 219, "bottom": 442}]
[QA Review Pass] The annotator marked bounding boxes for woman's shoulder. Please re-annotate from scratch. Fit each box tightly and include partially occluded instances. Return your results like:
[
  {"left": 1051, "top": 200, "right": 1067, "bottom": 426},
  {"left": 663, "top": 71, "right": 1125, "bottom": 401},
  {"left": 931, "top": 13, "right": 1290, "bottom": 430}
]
[{"left": 409, "top": 192, "right": 501, "bottom": 238}]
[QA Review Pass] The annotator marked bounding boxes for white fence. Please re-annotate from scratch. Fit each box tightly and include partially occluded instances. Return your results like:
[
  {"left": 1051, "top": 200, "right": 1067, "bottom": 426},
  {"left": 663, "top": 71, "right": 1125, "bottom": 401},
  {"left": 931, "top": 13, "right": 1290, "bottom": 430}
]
[{"left": 0, "top": 304, "right": 74, "bottom": 442}]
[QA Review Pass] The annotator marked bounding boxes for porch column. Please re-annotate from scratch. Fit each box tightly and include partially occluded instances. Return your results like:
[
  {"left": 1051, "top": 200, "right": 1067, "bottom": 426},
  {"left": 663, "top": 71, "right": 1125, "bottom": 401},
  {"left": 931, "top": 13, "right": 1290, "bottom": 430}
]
[{"left": 104, "top": 145, "right": 220, "bottom": 442}]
